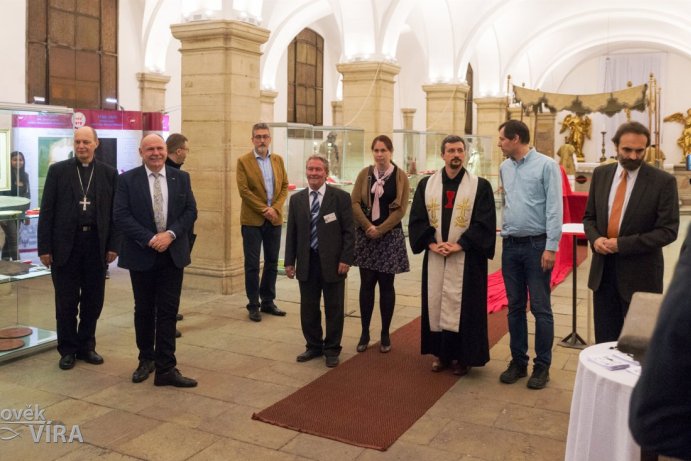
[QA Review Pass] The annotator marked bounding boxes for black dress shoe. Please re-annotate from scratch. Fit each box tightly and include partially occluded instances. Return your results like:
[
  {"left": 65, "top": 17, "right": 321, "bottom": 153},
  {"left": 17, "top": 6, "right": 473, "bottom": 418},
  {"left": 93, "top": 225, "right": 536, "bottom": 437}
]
[
  {"left": 296, "top": 349, "right": 323, "bottom": 362},
  {"left": 76, "top": 350, "right": 104, "bottom": 365},
  {"left": 175, "top": 329, "right": 182, "bottom": 338},
  {"left": 132, "top": 360, "right": 156, "bottom": 383},
  {"left": 249, "top": 309, "right": 262, "bottom": 322},
  {"left": 132, "top": 360, "right": 155, "bottom": 383},
  {"left": 325, "top": 355, "right": 340, "bottom": 368},
  {"left": 59, "top": 354, "right": 76, "bottom": 370},
  {"left": 176, "top": 313, "right": 184, "bottom": 321},
  {"left": 260, "top": 304, "right": 286, "bottom": 316},
  {"left": 154, "top": 368, "right": 198, "bottom": 387}
]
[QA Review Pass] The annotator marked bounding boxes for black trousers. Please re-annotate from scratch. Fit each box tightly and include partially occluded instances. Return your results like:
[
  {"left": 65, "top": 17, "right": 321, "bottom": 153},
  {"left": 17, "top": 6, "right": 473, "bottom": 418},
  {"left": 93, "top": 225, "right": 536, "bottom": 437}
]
[
  {"left": 130, "top": 251, "right": 183, "bottom": 373},
  {"left": 241, "top": 221, "right": 281, "bottom": 309},
  {"left": 51, "top": 229, "right": 106, "bottom": 356},
  {"left": 593, "top": 256, "right": 631, "bottom": 343},
  {"left": 299, "top": 250, "right": 345, "bottom": 357}
]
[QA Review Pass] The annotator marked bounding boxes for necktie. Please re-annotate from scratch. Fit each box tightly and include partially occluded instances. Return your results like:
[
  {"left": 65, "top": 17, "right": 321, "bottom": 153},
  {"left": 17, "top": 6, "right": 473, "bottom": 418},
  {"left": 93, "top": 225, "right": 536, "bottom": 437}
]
[
  {"left": 153, "top": 173, "right": 166, "bottom": 232},
  {"left": 607, "top": 170, "right": 627, "bottom": 238},
  {"left": 310, "top": 190, "right": 320, "bottom": 250}
]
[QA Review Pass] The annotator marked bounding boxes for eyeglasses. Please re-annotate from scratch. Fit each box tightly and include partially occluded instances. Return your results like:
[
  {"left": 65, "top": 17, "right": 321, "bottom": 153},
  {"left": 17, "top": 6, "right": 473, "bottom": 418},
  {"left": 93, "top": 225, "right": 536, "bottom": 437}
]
[{"left": 253, "top": 134, "right": 271, "bottom": 140}]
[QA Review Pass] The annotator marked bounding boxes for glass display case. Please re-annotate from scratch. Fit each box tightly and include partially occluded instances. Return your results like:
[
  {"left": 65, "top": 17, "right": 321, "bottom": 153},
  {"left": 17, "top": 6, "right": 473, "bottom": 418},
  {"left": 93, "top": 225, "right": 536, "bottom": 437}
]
[
  {"left": 0, "top": 102, "right": 73, "bottom": 362},
  {"left": 311, "top": 126, "right": 365, "bottom": 194},
  {"left": 267, "top": 123, "right": 314, "bottom": 190}
]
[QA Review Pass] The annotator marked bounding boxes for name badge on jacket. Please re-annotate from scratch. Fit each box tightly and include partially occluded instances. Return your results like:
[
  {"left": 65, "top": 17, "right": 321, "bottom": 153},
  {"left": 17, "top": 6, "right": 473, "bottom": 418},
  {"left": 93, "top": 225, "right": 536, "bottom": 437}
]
[{"left": 323, "top": 212, "right": 337, "bottom": 223}]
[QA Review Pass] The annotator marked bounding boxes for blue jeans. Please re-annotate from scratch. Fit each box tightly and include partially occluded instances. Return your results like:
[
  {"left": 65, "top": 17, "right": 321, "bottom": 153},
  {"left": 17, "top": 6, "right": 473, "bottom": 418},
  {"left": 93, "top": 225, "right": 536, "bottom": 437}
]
[
  {"left": 242, "top": 221, "right": 282, "bottom": 309},
  {"left": 502, "top": 236, "right": 554, "bottom": 367}
]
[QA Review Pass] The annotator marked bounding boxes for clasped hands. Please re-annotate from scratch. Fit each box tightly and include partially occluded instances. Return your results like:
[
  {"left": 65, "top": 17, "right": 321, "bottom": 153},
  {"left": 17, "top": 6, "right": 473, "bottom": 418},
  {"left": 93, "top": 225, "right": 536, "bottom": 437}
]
[
  {"left": 429, "top": 241, "right": 462, "bottom": 257},
  {"left": 148, "top": 231, "right": 173, "bottom": 253},
  {"left": 593, "top": 236, "right": 618, "bottom": 255},
  {"left": 262, "top": 207, "right": 278, "bottom": 224},
  {"left": 365, "top": 225, "right": 381, "bottom": 239}
]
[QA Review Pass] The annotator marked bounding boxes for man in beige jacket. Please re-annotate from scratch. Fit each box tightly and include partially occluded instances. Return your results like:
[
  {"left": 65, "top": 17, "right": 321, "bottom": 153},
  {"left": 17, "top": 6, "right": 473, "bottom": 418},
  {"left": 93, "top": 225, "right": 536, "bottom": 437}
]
[{"left": 236, "top": 123, "right": 289, "bottom": 322}]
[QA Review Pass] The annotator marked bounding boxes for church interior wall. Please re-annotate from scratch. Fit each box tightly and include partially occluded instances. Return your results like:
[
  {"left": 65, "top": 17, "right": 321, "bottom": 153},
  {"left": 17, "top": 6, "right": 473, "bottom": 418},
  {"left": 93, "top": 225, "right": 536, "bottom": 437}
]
[
  {"left": 162, "top": 37, "right": 183, "bottom": 132},
  {"left": 393, "top": 30, "right": 427, "bottom": 132},
  {"left": 118, "top": 0, "right": 146, "bottom": 113}
]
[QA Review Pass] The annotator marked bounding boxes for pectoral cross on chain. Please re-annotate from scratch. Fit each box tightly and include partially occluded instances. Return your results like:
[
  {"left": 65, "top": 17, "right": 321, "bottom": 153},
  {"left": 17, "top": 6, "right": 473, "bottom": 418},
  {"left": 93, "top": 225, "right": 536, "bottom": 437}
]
[{"left": 79, "top": 195, "right": 91, "bottom": 211}]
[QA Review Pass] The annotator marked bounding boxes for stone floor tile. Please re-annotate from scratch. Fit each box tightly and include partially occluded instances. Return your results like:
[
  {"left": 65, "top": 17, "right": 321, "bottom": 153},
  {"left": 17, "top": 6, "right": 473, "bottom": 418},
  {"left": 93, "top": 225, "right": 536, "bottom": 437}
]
[
  {"left": 189, "top": 438, "right": 311, "bottom": 460},
  {"left": 493, "top": 402, "right": 570, "bottom": 440},
  {"left": 281, "top": 432, "right": 365, "bottom": 460},
  {"left": 55, "top": 444, "right": 141, "bottom": 460},
  {"left": 196, "top": 403, "right": 297, "bottom": 449},
  {"left": 115, "top": 422, "right": 218, "bottom": 461}
]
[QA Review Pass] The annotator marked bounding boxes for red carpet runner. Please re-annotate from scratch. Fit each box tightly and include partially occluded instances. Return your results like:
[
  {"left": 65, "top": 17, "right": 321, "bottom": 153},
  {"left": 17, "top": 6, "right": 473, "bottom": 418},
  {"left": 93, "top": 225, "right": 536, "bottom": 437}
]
[{"left": 252, "top": 309, "right": 508, "bottom": 451}]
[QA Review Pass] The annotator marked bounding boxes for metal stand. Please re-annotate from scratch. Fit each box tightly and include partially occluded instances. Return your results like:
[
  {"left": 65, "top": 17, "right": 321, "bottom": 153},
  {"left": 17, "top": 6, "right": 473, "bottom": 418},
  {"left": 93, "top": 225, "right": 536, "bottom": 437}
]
[{"left": 560, "top": 231, "right": 588, "bottom": 349}]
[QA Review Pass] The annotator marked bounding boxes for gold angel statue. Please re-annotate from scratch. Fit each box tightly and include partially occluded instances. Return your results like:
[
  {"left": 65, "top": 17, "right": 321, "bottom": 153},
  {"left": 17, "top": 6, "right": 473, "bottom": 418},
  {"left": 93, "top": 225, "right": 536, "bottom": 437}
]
[
  {"left": 663, "top": 108, "right": 691, "bottom": 158},
  {"left": 559, "top": 114, "right": 592, "bottom": 160}
]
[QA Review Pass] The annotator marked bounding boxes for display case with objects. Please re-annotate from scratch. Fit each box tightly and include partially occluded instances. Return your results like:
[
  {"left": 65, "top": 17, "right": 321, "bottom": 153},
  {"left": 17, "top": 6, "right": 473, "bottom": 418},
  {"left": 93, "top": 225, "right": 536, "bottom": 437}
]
[
  {"left": 0, "top": 102, "right": 73, "bottom": 362},
  {"left": 311, "top": 126, "right": 365, "bottom": 194},
  {"left": 267, "top": 123, "right": 314, "bottom": 191}
]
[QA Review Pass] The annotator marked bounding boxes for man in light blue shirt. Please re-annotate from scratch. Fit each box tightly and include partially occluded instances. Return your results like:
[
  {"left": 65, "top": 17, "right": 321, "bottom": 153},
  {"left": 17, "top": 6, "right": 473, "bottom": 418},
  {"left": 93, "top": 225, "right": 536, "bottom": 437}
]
[{"left": 498, "top": 119, "right": 562, "bottom": 390}]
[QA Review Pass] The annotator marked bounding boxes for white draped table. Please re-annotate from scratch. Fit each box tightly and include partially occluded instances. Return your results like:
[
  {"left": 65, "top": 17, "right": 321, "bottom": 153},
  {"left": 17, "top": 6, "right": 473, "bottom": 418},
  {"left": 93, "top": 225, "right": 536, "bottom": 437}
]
[{"left": 565, "top": 341, "right": 641, "bottom": 461}]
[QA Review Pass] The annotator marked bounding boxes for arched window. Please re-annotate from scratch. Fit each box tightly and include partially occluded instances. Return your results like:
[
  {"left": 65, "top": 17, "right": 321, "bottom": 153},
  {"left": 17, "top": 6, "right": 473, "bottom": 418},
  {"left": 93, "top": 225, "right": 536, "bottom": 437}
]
[{"left": 287, "top": 29, "right": 324, "bottom": 125}]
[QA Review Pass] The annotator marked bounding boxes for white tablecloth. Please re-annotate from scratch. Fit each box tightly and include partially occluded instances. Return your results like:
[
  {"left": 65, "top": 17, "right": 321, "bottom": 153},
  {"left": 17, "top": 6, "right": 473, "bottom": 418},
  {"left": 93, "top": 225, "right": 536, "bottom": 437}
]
[{"left": 565, "top": 342, "right": 641, "bottom": 461}]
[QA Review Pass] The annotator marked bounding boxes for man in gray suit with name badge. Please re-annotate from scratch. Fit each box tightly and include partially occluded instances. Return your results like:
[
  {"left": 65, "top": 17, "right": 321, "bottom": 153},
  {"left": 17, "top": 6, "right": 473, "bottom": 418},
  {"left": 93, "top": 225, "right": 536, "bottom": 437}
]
[{"left": 285, "top": 155, "right": 354, "bottom": 368}]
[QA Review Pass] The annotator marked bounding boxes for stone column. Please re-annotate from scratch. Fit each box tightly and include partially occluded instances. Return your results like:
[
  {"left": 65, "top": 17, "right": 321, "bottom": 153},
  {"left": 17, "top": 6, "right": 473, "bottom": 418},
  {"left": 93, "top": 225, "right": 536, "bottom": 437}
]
[
  {"left": 422, "top": 83, "right": 469, "bottom": 134},
  {"left": 171, "top": 20, "right": 270, "bottom": 294},
  {"left": 259, "top": 90, "right": 278, "bottom": 122},
  {"left": 336, "top": 61, "right": 400, "bottom": 143},
  {"left": 401, "top": 108, "right": 416, "bottom": 130},
  {"left": 136, "top": 72, "right": 171, "bottom": 112},
  {"left": 331, "top": 100, "right": 343, "bottom": 126},
  {"left": 475, "top": 97, "right": 509, "bottom": 164}
]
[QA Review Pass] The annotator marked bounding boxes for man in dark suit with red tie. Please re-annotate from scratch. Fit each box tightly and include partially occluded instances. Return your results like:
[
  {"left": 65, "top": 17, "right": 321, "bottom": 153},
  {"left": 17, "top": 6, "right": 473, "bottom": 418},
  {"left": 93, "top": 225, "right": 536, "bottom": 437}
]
[
  {"left": 114, "top": 134, "right": 198, "bottom": 387},
  {"left": 38, "top": 126, "right": 119, "bottom": 371},
  {"left": 583, "top": 121, "right": 679, "bottom": 343},
  {"left": 285, "top": 155, "right": 354, "bottom": 367}
]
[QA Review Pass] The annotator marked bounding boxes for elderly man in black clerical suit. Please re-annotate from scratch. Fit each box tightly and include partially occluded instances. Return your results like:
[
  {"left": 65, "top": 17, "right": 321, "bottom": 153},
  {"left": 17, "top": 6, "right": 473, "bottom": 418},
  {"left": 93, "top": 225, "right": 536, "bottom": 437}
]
[
  {"left": 285, "top": 155, "right": 354, "bottom": 368},
  {"left": 583, "top": 121, "right": 679, "bottom": 343},
  {"left": 38, "top": 126, "right": 120, "bottom": 371},
  {"left": 114, "top": 134, "right": 198, "bottom": 387}
]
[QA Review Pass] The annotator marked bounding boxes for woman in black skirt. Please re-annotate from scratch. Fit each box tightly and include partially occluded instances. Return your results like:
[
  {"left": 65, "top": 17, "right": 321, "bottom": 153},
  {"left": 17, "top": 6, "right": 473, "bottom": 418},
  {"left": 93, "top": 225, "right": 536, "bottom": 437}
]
[{"left": 351, "top": 135, "right": 410, "bottom": 353}]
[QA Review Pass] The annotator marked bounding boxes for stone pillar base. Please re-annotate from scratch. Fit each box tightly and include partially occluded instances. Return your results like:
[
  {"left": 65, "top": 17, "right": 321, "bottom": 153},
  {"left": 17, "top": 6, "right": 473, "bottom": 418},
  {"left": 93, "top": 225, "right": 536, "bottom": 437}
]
[{"left": 183, "top": 263, "right": 246, "bottom": 294}]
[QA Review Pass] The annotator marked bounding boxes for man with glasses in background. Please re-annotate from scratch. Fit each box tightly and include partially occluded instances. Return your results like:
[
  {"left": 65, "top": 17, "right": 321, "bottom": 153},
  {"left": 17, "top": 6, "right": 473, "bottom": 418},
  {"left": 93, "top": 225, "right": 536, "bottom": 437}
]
[{"left": 236, "top": 123, "right": 289, "bottom": 322}]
